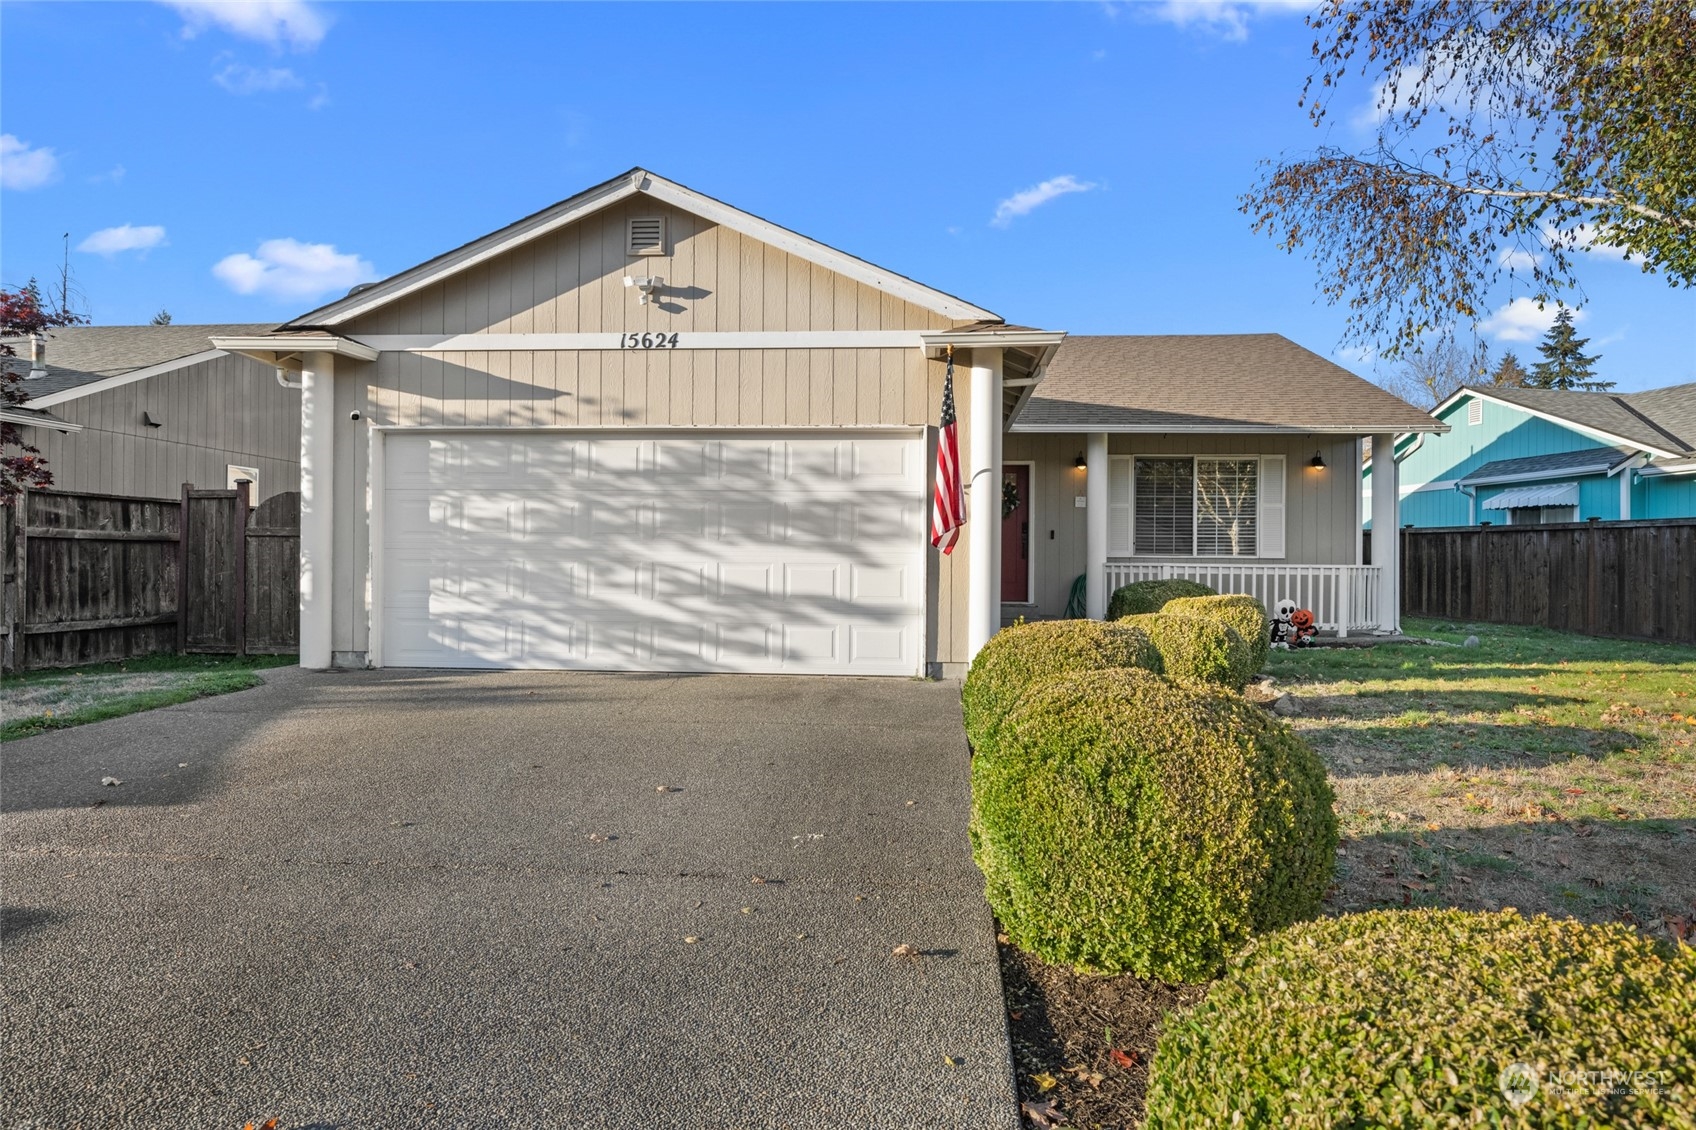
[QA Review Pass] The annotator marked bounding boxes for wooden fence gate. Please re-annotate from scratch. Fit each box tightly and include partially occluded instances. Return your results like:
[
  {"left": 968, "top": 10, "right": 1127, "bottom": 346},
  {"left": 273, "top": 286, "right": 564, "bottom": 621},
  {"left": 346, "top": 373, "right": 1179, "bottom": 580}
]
[{"left": 2, "top": 485, "right": 300, "bottom": 671}]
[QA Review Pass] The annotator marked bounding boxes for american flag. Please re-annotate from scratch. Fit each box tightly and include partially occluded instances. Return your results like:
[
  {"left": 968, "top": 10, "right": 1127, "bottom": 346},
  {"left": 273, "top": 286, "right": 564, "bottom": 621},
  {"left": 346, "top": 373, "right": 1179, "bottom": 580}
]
[{"left": 930, "top": 350, "right": 965, "bottom": 554}]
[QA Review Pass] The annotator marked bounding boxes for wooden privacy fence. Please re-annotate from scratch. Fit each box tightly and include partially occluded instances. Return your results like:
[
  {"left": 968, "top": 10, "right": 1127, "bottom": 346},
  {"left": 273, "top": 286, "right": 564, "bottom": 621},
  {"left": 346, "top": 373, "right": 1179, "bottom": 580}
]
[
  {"left": 1396, "top": 519, "right": 1696, "bottom": 645},
  {"left": 1, "top": 485, "right": 300, "bottom": 671}
]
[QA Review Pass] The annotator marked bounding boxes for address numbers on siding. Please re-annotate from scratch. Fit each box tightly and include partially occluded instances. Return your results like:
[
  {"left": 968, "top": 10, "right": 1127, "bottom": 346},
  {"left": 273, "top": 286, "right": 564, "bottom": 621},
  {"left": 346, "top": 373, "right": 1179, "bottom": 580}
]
[{"left": 620, "top": 332, "right": 681, "bottom": 349}]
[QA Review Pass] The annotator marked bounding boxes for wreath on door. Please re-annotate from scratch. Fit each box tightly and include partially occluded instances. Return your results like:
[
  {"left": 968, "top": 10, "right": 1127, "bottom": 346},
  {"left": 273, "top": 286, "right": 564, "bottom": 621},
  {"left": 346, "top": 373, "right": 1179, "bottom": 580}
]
[{"left": 1002, "top": 476, "right": 1022, "bottom": 519}]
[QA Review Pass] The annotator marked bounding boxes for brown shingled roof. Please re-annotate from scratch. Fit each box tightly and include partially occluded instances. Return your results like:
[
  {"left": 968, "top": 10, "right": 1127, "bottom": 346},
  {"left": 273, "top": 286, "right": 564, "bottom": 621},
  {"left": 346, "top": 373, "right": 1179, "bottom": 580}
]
[{"left": 1014, "top": 334, "right": 1444, "bottom": 433}]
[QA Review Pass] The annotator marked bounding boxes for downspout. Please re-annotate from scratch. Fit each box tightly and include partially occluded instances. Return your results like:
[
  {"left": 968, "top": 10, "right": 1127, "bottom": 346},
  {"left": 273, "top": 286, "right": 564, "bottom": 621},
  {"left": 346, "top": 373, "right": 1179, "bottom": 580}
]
[
  {"left": 277, "top": 368, "right": 305, "bottom": 389},
  {"left": 1456, "top": 482, "right": 1478, "bottom": 524}
]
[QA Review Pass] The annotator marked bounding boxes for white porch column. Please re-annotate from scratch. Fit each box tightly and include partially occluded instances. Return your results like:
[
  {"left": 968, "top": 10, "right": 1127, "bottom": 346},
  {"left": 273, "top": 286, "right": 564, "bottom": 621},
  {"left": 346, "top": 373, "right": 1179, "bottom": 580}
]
[
  {"left": 1085, "top": 432, "right": 1110, "bottom": 618},
  {"left": 299, "top": 352, "right": 336, "bottom": 670},
  {"left": 966, "top": 348, "right": 1004, "bottom": 661},
  {"left": 1370, "top": 433, "right": 1400, "bottom": 634}
]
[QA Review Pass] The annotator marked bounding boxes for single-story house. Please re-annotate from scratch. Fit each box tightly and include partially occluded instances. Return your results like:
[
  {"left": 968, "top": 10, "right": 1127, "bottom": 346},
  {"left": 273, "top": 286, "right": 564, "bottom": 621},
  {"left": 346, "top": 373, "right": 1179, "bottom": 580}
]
[
  {"left": 212, "top": 167, "right": 1440, "bottom": 675},
  {"left": 2, "top": 324, "right": 300, "bottom": 501},
  {"left": 1374, "top": 382, "right": 1696, "bottom": 527}
]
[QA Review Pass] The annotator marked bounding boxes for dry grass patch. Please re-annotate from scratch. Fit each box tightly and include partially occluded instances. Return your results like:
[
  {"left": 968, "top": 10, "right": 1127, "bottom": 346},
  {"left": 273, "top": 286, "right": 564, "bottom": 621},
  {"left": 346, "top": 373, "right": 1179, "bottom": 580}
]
[{"left": 1271, "top": 618, "right": 1696, "bottom": 941}]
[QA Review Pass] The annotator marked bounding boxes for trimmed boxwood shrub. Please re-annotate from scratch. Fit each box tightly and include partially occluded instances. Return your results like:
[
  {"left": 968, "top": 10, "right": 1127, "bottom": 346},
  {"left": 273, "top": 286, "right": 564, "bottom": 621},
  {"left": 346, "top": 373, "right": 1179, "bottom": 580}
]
[
  {"left": 1145, "top": 908, "right": 1696, "bottom": 1129},
  {"left": 961, "top": 619, "right": 1159, "bottom": 751},
  {"left": 1121, "top": 611, "right": 1256, "bottom": 690},
  {"left": 1164, "top": 593, "right": 1271, "bottom": 676},
  {"left": 1106, "top": 578, "right": 1216, "bottom": 619},
  {"left": 970, "top": 668, "right": 1336, "bottom": 982}
]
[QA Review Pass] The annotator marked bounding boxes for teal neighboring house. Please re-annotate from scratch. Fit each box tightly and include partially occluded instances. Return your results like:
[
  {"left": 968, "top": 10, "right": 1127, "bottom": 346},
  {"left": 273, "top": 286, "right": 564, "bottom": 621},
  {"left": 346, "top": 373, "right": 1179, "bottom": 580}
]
[{"left": 1367, "top": 382, "right": 1696, "bottom": 527}]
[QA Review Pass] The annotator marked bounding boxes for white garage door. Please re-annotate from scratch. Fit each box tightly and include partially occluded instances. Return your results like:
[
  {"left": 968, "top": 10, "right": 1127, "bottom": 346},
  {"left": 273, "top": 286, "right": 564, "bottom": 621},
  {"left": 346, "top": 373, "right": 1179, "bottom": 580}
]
[{"left": 379, "top": 431, "right": 927, "bottom": 674}]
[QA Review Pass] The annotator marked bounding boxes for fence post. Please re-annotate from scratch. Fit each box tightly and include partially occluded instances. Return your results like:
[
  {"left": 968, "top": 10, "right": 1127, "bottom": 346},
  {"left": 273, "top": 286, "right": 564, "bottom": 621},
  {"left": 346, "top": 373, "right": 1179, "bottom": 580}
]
[
  {"left": 1338, "top": 568, "right": 1352, "bottom": 638},
  {"left": 234, "top": 480, "right": 251, "bottom": 657},
  {"left": 11, "top": 485, "right": 27, "bottom": 671},
  {"left": 176, "top": 483, "right": 191, "bottom": 653}
]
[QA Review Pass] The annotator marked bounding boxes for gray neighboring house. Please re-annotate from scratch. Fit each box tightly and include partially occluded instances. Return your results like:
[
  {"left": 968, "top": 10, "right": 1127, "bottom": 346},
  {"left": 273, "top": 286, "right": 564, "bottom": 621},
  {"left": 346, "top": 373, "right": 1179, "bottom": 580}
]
[{"left": 2, "top": 324, "right": 300, "bottom": 501}]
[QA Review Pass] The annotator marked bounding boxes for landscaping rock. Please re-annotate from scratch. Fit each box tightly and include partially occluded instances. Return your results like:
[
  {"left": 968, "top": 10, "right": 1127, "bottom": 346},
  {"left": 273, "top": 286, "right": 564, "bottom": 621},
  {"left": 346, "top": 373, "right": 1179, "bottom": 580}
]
[
  {"left": 1271, "top": 693, "right": 1302, "bottom": 717},
  {"left": 1463, "top": 634, "right": 1481, "bottom": 648}
]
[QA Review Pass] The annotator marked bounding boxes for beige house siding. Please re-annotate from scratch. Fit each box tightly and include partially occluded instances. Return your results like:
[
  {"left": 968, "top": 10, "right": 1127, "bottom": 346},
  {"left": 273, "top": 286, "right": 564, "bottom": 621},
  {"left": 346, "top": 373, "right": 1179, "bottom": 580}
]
[
  {"left": 322, "top": 199, "right": 984, "bottom": 666},
  {"left": 342, "top": 197, "right": 952, "bottom": 338},
  {"left": 26, "top": 353, "right": 301, "bottom": 502},
  {"left": 1006, "top": 432, "right": 1364, "bottom": 621}
]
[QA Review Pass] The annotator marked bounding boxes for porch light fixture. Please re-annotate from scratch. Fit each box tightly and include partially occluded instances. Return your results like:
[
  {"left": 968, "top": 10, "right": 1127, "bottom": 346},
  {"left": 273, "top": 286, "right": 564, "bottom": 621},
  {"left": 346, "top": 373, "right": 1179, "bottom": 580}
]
[
  {"left": 1074, "top": 452, "right": 1086, "bottom": 471},
  {"left": 1309, "top": 451, "right": 1327, "bottom": 470}
]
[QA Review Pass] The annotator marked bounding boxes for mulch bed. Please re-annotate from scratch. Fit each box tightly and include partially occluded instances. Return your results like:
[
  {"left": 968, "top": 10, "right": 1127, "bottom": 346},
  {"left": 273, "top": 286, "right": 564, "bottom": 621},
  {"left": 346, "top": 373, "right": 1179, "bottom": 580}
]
[{"left": 997, "top": 927, "right": 1209, "bottom": 1128}]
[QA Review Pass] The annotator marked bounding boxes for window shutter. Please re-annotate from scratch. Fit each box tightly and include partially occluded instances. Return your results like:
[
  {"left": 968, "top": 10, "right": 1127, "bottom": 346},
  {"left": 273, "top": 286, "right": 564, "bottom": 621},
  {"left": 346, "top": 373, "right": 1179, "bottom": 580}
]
[
  {"left": 1108, "top": 456, "right": 1132, "bottom": 555},
  {"left": 1258, "top": 455, "right": 1286, "bottom": 558}
]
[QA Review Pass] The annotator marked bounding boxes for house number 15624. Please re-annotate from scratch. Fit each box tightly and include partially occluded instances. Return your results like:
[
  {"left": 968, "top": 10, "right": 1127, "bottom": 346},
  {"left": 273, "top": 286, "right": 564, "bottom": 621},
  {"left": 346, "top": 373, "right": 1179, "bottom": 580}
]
[{"left": 620, "top": 332, "right": 681, "bottom": 349}]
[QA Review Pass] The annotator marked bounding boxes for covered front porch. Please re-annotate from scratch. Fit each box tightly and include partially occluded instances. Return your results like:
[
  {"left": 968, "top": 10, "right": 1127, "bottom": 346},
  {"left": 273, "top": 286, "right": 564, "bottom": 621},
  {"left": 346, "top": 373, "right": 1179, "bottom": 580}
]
[{"left": 998, "top": 429, "right": 1402, "bottom": 637}]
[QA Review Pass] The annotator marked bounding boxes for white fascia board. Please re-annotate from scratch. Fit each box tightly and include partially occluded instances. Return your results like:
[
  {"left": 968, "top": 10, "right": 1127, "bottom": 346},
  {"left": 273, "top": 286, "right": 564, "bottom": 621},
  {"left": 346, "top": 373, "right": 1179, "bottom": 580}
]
[
  {"left": 1607, "top": 452, "right": 1651, "bottom": 478},
  {"left": 645, "top": 178, "right": 999, "bottom": 322},
  {"left": 1010, "top": 421, "right": 1449, "bottom": 435},
  {"left": 918, "top": 330, "right": 1066, "bottom": 353},
  {"left": 1442, "top": 386, "right": 1680, "bottom": 460},
  {"left": 210, "top": 335, "right": 381, "bottom": 363},
  {"left": 26, "top": 349, "right": 227, "bottom": 409},
  {"left": 355, "top": 331, "right": 926, "bottom": 351},
  {"left": 1638, "top": 458, "right": 1696, "bottom": 477},
  {"left": 0, "top": 408, "right": 83, "bottom": 433},
  {"left": 1460, "top": 463, "right": 1623, "bottom": 487},
  {"left": 290, "top": 170, "right": 999, "bottom": 329},
  {"left": 284, "top": 175, "right": 640, "bottom": 327}
]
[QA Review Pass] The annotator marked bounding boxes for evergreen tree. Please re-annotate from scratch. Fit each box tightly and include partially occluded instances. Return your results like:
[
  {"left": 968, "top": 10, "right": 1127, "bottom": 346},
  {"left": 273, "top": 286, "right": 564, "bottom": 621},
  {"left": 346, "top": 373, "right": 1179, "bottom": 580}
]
[
  {"left": 1490, "top": 351, "right": 1530, "bottom": 387},
  {"left": 1530, "top": 309, "right": 1612, "bottom": 390},
  {"left": 149, "top": 309, "right": 172, "bottom": 326}
]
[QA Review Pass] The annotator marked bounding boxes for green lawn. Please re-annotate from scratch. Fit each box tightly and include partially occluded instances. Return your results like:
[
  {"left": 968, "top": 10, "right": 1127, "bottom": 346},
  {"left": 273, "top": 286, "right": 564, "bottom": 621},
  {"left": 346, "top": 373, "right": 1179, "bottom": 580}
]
[
  {"left": 1269, "top": 619, "right": 1696, "bottom": 941},
  {"left": 1, "top": 653, "right": 296, "bottom": 742}
]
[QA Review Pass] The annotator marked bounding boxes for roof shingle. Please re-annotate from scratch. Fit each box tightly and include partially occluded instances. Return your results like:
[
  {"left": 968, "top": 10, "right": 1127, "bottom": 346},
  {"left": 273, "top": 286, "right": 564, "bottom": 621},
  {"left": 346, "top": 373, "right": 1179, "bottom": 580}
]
[{"left": 1015, "top": 334, "right": 1441, "bottom": 433}]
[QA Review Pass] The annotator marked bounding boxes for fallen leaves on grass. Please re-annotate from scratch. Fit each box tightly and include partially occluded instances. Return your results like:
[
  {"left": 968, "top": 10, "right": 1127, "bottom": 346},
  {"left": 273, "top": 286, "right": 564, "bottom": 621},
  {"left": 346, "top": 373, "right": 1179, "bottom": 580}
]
[{"left": 1108, "top": 1047, "right": 1140, "bottom": 1070}]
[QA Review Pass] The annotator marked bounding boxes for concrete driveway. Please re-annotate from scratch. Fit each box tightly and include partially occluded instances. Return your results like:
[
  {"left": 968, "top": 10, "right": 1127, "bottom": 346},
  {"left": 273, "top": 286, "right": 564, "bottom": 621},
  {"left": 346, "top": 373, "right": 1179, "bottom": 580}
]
[{"left": 1, "top": 669, "right": 1017, "bottom": 1130}]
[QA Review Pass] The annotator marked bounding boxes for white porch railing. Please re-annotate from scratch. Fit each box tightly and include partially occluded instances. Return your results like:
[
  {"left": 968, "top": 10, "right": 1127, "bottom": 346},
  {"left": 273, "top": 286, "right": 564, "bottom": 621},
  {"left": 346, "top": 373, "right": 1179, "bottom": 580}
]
[{"left": 1104, "top": 561, "right": 1387, "bottom": 636}]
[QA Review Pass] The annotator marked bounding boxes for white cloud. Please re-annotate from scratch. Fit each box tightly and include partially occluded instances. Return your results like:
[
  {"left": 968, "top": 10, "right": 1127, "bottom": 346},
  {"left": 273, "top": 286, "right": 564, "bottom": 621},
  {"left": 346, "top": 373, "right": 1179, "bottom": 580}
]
[
  {"left": 1139, "top": 1, "right": 1310, "bottom": 42},
  {"left": 213, "top": 238, "right": 377, "bottom": 300},
  {"left": 89, "top": 164, "right": 127, "bottom": 185},
  {"left": 78, "top": 224, "right": 169, "bottom": 257},
  {"left": 1496, "top": 246, "right": 1542, "bottom": 271},
  {"left": 1479, "top": 297, "right": 1583, "bottom": 342},
  {"left": 991, "top": 175, "right": 1099, "bottom": 228},
  {"left": 1, "top": 134, "right": 61, "bottom": 190},
  {"left": 308, "top": 84, "right": 331, "bottom": 110},
  {"left": 213, "top": 62, "right": 303, "bottom": 94},
  {"left": 166, "top": 1, "right": 328, "bottom": 50}
]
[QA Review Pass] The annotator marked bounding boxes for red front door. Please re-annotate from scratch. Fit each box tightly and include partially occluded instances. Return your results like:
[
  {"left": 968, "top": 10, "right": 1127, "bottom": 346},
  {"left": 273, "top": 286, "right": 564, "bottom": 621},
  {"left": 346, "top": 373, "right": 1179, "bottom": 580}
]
[{"left": 1001, "top": 465, "right": 1030, "bottom": 603}]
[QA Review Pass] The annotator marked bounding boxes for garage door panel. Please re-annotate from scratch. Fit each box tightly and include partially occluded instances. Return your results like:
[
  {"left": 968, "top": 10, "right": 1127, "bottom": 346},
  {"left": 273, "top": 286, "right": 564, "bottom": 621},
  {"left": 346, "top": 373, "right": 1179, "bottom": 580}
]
[{"left": 381, "top": 431, "right": 924, "bottom": 674}]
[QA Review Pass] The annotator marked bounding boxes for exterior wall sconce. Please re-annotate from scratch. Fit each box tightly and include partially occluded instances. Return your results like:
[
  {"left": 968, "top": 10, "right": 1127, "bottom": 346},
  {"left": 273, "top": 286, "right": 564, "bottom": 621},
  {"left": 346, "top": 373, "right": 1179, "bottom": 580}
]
[
  {"left": 1074, "top": 452, "right": 1086, "bottom": 470},
  {"left": 1309, "top": 451, "right": 1326, "bottom": 470}
]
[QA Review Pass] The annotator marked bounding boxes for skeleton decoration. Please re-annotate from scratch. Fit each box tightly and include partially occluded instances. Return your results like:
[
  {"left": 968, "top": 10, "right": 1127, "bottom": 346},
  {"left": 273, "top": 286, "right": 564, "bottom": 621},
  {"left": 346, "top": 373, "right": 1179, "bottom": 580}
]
[{"left": 1270, "top": 598, "right": 1318, "bottom": 649}]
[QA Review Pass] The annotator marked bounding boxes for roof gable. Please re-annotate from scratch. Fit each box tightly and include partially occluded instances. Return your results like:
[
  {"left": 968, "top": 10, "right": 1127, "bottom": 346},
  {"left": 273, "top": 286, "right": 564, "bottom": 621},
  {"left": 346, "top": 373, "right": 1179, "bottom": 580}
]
[
  {"left": 1434, "top": 383, "right": 1696, "bottom": 459},
  {"left": 284, "top": 168, "right": 998, "bottom": 329}
]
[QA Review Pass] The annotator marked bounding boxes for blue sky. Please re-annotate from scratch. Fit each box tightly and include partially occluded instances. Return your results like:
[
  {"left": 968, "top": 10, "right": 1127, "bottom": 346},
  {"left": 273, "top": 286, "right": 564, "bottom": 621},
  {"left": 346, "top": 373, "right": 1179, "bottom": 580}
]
[{"left": 2, "top": 0, "right": 1691, "bottom": 393}]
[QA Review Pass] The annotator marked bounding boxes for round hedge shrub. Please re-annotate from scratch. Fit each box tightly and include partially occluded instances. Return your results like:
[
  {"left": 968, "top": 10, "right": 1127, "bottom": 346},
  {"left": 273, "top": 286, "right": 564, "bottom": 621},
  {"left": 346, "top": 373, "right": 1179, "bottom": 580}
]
[
  {"left": 1145, "top": 909, "right": 1696, "bottom": 1129},
  {"left": 961, "top": 619, "right": 1160, "bottom": 751},
  {"left": 1164, "top": 593, "right": 1271, "bottom": 676},
  {"left": 1121, "top": 611, "right": 1256, "bottom": 690},
  {"left": 1106, "top": 578, "right": 1217, "bottom": 619},
  {"left": 970, "top": 668, "right": 1336, "bottom": 982}
]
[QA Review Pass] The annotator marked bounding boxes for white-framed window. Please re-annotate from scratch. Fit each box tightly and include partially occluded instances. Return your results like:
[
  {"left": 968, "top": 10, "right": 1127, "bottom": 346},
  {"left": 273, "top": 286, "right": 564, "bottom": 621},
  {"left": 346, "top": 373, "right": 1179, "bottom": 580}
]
[
  {"left": 1506, "top": 504, "right": 1576, "bottom": 525},
  {"left": 226, "top": 464, "right": 259, "bottom": 496},
  {"left": 1108, "top": 454, "right": 1287, "bottom": 559}
]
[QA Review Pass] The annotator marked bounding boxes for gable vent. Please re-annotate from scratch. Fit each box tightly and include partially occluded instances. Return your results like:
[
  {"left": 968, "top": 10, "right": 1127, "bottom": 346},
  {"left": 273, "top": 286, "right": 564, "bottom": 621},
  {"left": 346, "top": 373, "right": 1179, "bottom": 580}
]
[
  {"left": 628, "top": 216, "right": 666, "bottom": 256},
  {"left": 1467, "top": 399, "right": 1483, "bottom": 425}
]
